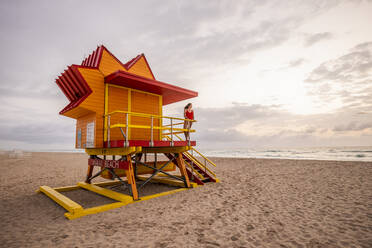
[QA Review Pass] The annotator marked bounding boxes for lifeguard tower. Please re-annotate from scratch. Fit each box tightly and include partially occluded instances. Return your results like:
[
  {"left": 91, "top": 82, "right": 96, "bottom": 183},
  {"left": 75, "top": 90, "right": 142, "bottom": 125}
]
[{"left": 38, "top": 45, "right": 218, "bottom": 219}]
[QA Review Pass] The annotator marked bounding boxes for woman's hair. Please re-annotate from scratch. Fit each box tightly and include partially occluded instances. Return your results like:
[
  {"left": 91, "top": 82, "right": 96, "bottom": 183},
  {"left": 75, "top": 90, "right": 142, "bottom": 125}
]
[{"left": 184, "top": 103, "right": 192, "bottom": 110}]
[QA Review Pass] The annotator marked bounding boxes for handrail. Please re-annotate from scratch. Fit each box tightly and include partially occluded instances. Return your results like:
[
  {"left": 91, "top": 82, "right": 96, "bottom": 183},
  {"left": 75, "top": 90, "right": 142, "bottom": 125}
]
[
  {"left": 163, "top": 122, "right": 184, "bottom": 127},
  {"left": 106, "top": 110, "right": 196, "bottom": 122},
  {"left": 162, "top": 131, "right": 195, "bottom": 136},
  {"left": 105, "top": 110, "right": 196, "bottom": 147},
  {"left": 183, "top": 152, "right": 217, "bottom": 177},
  {"left": 184, "top": 160, "right": 205, "bottom": 180},
  {"left": 110, "top": 123, "right": 195, "bottom": 132},
  {"left": 163, "top": 134, "right": 216, "bottom": 177},
  {"left": 173, "top": 134, "right": 217, "bottom": 167},
  {"left": 188, "top": 149, "right": 216, "bottom": 167}
]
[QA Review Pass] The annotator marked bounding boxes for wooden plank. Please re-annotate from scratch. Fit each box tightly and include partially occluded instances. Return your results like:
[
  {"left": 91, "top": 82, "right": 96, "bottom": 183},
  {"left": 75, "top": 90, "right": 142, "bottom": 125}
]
[
  {"left": 137, "top": 175, "right": 197, "bottom": 188},
  {"left": 85, "top": 146, "right": 140, "bottom": 155},
  {"left": 39, "top": 186, "right": 83, "bottom": 214},
  {"left": 65, "top": 202, "right": 126, "bottom": 220},
  {"left": 77, "top": 182, "right": 133, "bottom": 203},
  {"left": 142, "top": 146, "right": 191, "bottom": 153},
  {"left": 176, "top": 153, "right": 190, "bottom": 188}
]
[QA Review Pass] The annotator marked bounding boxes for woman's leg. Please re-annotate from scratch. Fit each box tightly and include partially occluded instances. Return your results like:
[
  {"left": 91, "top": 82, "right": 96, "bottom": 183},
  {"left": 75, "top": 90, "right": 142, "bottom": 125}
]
[
  {"left": 187, "top": 122, "right": 192, "bottom": 141},
  {"left": 185, "top": 121, "right": 192, "bottom": 141},
  {"left": 184, "top": 121, "right": 188, "bottom": 140}
]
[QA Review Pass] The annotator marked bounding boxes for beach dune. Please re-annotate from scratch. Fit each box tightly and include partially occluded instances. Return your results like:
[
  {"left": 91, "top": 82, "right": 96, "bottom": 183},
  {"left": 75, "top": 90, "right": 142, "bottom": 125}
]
[{"left": 0, "top": 152, "right": 371, "bottom": 247}]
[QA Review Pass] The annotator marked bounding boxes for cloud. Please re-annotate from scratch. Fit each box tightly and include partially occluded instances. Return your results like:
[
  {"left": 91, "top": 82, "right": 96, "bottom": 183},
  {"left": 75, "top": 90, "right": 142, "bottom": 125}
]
[
  {"left": 0, "top": 121, "right": 74, "bottom": 145},
  {"left": 192, "top": 103, "right": 372, "bottom": 148},
  {"left": 333, "top": 122, "right": 372, "bottom": 132},
  {"left": 305, "top": 41, "right": 372, "bottom": 108},
  {"left": 304, "top": 32, "right": 333, "bottom": 46},
  {"left": 0, "top": 0, "right": 328, "bottom": 94},
  {"left": 288, "top": 58, "right": 306, "bottom": 67},
  {"left": 195, "top": 103, "right": 283, "bottom": 129},
  {"left": 306, "top": 41, "right": 372, "bottom": 83}
]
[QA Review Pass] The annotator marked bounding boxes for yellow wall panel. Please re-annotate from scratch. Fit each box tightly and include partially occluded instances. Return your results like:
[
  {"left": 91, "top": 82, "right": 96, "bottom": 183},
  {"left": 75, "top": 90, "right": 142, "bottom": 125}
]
[
  {"left": 95, "top": 114, "right": 104, "bottom": 148},
  {"left": 78, "top": 68, "right": 105, "bottom": 115},
  {"left": 108, "top": 85, "right": 128, "bottom": 141},
  {"left": 127, "top": 57, "right": 154, "bottom": 79},
  {"left": 131, "top": 91, "right": 160, "bottom": 140},
  {"left": 98, "top": 50, "right": 127, "bottom": 77},
  {"left": 77, "top": 68, "right": 105, "bottom": 147}
]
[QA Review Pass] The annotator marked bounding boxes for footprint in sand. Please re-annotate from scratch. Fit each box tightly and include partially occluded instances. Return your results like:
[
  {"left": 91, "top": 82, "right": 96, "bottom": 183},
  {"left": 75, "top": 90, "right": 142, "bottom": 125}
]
[{"left": 246, "top": 224, "right": 254, "bottom": 231}]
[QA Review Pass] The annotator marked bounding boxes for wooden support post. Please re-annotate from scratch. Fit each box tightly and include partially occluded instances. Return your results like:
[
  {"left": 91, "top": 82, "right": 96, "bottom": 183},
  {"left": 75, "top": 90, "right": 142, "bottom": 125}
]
[
  {"left": 85, "top": 164, "right": 94, "bottom": 183},
  {"left": 125, "top": 155, "right": 138, "bottom": 200},
  {"left": 176, "top": 153, "right": 191, "bottom": 188}
]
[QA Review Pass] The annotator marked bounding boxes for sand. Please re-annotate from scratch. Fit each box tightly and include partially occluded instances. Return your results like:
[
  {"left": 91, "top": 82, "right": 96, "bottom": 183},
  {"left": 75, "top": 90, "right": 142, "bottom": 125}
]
[{"left": 0, "top": 152, "right": 371, "bottom": 248}]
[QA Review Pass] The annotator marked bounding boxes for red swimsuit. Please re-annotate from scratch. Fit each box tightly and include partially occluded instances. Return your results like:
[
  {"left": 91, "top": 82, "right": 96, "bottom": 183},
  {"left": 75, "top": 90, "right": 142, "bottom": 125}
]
[{"left": 185, "top": 110, "right": 194, "bottom": 120}]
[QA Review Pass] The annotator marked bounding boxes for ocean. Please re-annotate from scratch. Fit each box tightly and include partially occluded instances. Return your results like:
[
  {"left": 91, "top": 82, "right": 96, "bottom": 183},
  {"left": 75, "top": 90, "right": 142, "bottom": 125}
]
[
  {"left": 12, "top": 146, "right": 372, "bottom": 162},
  {"left": 198, "top": 146, "right": 372, "bottom": 162}
]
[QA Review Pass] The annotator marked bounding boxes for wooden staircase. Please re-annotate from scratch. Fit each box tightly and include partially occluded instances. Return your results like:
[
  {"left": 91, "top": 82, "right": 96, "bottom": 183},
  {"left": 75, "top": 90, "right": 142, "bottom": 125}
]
[{"left": 163, "top": 134, "right": 218, "bottom": 185}]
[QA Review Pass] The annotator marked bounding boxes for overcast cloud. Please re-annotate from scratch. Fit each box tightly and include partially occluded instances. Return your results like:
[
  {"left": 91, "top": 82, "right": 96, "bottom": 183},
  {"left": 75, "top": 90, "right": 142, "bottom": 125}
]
[
  {"left": 304, "top": 32, "right": 333, "bottom": 47},
  {"left": 0, "top": 0, "right": 371, "bottom": 150},
  {"left": 306, "top": 41, "right": 372, "bottom": 110}
]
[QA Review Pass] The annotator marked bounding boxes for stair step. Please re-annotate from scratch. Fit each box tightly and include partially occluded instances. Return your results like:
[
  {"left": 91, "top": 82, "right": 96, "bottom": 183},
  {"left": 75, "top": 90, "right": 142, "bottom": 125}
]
[{"left": 179, "top": 149, "right": 215, "bottom": 182}]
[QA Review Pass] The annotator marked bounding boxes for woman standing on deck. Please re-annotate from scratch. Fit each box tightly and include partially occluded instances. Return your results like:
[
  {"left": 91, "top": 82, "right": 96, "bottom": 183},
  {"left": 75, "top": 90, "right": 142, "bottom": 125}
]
[{"left": 184, "top": 103, "right": 194, "bottom": 141}]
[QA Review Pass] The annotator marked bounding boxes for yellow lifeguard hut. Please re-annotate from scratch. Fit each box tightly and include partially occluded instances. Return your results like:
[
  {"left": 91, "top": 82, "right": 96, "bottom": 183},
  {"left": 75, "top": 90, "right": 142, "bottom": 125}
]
[{"left": 38, "top": 45, "right": 218, "bottom": 219}]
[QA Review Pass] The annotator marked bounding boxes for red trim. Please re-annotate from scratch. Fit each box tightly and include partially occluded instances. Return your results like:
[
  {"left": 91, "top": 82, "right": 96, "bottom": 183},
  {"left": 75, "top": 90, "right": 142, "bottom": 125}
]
[
  {"left": 59, "top": 92, "right": 91, "bottom": 114},
  {"left": 123, "top": 54, "right": 141, "bottom": 69},
  {"left": 90, "top": 53, "right": 96, "bottom": 66},
  {"left": 70, "top": 66, "right": 91, "bottom": 93},
  {"left": 190, "top": 161, "right": 217, "bottom": 182},
  {"left": 88, "top": 158, "right": 129, "bottom": 170},
  {"left": 58, "top": 76, "right": 77, "bottom": 101},
  {"left": 58, "top": 65, "right": 94, "bottom": 115},
  {"left": 105, "top": 70, "right": 198, "bottom": 105},
  {"left": 87, "top": 54, "right": 92, "bottom": 66},
  {"left": 59, "top": 76, "right": 76, "bottom": 100},
  {"left": 104, "top": 140, "right": 196, "bottom": 148},
  {"left": 62, "top": 70, "right": 79, "bottom": 95},
  {"left": 85, "top": 55, "right": 89, "bottom": 66},
  {"left": 186, "top": 167, "right": 204, "bottom": 185},
  {"left": 73, "top": 64, "right": 97, "bottom": 69},
  {"left": 141, "top": 54, "right": 156, "bottom": 80},
  {"left": 56, "top": 80, "right": 73, "bottom": 101},
  {"left": 66, "top": 66, "right": 85, "bottom": 94},
  {"left": 79, "top": 45, "right": 155, "bottom": 79},
  {"left": 163, "top": 153, "right": 204, "bottom": 185},
  {"left": 95, "top": 46, "right": 104, "bottom": 68},
  {"left": 90, "top": 47, "right": 97, "bottom": 67}
]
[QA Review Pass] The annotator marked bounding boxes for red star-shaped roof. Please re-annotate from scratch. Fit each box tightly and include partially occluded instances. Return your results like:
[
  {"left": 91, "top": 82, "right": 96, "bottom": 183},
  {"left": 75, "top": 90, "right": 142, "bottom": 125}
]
[{"left": 55, "top": 45, "right": 197, "bottom": 115}]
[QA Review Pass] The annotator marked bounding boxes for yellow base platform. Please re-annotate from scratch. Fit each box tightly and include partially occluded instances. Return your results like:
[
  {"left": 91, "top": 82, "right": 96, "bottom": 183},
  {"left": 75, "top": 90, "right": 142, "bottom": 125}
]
[{"left": 37, "top": 178, "right": 198, "bottom": 220}]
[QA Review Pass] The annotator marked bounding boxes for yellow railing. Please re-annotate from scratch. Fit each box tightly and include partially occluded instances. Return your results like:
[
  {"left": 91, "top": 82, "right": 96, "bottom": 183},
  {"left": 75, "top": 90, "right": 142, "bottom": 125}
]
[
  {"left": 173, "top": 134, "right": 216, "bottom": 167},
  {"left": 105, "top": 110, "right": 216, "bottom": 180},
  {"left": 104, "top": 110, "right": 196, "bottom": 147},
  {"left": 163, "top": 134, "right": 216, "bottom": 178}
]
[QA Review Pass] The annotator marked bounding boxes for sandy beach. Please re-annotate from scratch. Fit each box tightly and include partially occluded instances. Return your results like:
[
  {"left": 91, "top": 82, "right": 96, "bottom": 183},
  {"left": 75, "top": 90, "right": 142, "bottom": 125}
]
[{"left": 0, "top": 152, "right": 371, "bottom": 248}]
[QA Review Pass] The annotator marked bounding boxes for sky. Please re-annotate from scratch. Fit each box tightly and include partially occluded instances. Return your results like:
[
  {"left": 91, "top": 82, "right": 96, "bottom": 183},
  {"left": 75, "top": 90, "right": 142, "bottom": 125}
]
[{"left": 0, "top": 0, "right": 371, "bottom": 150}]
